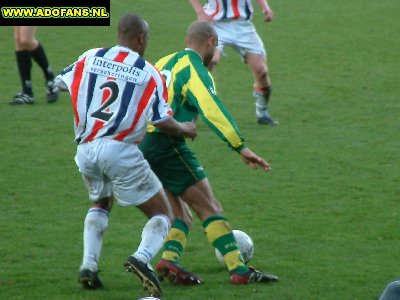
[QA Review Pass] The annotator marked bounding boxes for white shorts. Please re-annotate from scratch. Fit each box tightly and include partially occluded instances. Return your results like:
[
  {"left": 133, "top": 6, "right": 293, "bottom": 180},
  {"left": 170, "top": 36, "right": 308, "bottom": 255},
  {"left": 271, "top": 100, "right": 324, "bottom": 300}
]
[
  {"left": 213, "top": 20, "right": 266, "bottom": 58},
  {"left": 75, "top": 138, "right": 162, "bottom": 206}
]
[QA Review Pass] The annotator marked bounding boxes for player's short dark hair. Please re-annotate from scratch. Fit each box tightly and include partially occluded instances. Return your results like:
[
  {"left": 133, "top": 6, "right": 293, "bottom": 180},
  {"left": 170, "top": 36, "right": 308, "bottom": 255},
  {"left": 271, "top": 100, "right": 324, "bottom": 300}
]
[{"left": 118, "top": 13, "right": 148, "bottom": 40}]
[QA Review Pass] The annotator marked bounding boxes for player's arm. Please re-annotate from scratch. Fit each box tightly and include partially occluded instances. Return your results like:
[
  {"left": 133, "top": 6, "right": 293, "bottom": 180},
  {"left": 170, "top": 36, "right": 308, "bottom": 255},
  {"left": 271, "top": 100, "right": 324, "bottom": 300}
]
[
  {"left": 54, "top": 49, "right": 96, "bottom": 93},
  {"left": 187, "top": 69, "right": 246, "bottom": 151},
  {"left": 195, "top": 92, "right": 246, "bottom": 152},
  {"left": 188, "top": 69, "right": 271, "bottom": 171},
  {"left": 53, "top": 78, "right": 68, "bottom": 92},
  {"left": 194, "top": 92, "right": 270, "bottom": 171},
  {"left": 188, "top": 0, "right": 213, "bottom": 21},
  {"left": 54, "top": 61, "right": 78, "bottom": 93},
  {"left": 192, "top": 91, "right": 270, "bottom": 171},
  {"left": 149, "top": 71, "right": 197, "bottom": 139},
  {"left": 256, "top": 0, "right": 273, "bottom": 22},
  {"left": 154, "top": 118, "right": 197, "bottom": 140}
]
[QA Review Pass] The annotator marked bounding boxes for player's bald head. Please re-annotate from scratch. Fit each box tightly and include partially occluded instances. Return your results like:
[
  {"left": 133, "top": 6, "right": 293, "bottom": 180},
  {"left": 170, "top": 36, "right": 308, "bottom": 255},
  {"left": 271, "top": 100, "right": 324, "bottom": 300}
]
[
  {"left": 186, "top": 21, "right": 217, "bottom": 45},
  {"left": 117, "top": 13, "right": 149, "bottom": 56},
  {"left": 186, "top": 21, "right": 218, "bottom": 68},
  {"left": 118, "top": 13, "right": 148, "bottom": 40}
]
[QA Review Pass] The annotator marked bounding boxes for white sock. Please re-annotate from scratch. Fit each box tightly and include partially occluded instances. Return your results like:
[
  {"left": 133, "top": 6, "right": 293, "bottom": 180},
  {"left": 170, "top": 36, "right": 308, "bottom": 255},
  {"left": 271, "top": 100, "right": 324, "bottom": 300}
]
[
  {"left": 133, "top": 214, "right": 170, "bottom": 264},
  {"left": 80, "top": 207, "right": 109, "bottom": 272},
  {"left": 254, "top": 90, "right": 268, "bottom": 116}
]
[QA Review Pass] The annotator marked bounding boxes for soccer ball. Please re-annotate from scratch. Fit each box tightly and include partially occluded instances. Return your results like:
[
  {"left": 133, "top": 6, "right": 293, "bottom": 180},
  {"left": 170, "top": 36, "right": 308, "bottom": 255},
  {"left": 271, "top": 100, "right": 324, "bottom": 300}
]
[
  {"left": 215, "top": 229, "right": 254, "bottom": 265},
  {"left": 137, "top": 297, "right": 161, "bottom": 300}
]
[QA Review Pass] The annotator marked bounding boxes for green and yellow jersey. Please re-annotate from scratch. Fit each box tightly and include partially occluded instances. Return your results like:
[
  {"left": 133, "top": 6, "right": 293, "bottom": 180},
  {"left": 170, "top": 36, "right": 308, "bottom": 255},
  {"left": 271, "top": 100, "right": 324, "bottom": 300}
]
[{"left": 150, "top": 48, "right": 246, "bottom": 152}]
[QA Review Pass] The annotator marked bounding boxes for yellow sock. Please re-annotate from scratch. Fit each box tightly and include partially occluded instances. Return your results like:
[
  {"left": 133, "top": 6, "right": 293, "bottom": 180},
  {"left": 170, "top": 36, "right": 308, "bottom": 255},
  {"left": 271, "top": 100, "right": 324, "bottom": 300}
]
[
  {"left": 203, "top": 215, "right": 247, "bottom": 273},
  {"left": 161, "top": 219, "right": 188, "bottom": 263}
]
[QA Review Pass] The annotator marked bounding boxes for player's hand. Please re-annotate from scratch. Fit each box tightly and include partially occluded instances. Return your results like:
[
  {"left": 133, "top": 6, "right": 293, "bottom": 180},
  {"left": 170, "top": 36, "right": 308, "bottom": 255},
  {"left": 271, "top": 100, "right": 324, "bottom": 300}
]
[
  {"left": 53, "top": 78, "right": 68, "bottom": 92},
  {"left": 263, "top": 9, "right": 273, "bottom": 22},
  {"left": 240, "top": 147, "right": 271, "bottom": 172},
  {"left": 181, "top": 121, "right": 197, "bottom": 140}
]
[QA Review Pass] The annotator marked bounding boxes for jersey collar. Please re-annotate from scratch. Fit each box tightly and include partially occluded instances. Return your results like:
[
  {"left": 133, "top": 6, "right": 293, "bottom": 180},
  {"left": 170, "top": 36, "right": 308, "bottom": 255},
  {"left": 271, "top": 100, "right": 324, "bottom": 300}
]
[
  {"left": 116, "top": 44, "right": 138, "bottom": 55},
  {"left": 184, "top": 48, "right": 203, "bottom": 63}
]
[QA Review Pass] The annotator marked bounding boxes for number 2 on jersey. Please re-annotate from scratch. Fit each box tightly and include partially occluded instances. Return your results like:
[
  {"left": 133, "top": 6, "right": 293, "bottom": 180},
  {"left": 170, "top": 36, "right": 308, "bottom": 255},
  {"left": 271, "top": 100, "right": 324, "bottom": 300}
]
[{"left": 91, "top": 81, "right": 119, "bottom": 122}]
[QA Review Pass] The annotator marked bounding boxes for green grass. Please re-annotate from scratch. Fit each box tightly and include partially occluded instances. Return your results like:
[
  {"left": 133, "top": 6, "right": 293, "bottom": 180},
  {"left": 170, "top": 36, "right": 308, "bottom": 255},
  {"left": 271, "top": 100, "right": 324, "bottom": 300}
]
[{"left": 0, "top": 0, "right": 399, "bottom": 299}]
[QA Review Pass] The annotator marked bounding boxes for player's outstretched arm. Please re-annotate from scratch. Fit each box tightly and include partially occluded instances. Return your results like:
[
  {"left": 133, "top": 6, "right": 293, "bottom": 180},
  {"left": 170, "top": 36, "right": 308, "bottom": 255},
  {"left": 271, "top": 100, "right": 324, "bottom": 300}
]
[
  {"left": 189, "top": 0, "right": 213, "bottom": 21},
  {"left": 239, "top": 147, "right": 271, "bottom": 172},
  {"left": 53, "top": 78, "right": 68, "bottom": 92},
  {"left": 155, "top": 119, "right": 197, "bottom": 140},
  {"left": 256, "top": 0, "right": 273, "bottom": 22}
]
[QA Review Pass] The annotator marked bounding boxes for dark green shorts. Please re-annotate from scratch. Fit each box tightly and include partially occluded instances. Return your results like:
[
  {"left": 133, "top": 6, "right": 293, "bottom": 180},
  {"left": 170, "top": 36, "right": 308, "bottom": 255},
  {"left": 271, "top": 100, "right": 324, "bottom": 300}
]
[{"left": 139, "top": 132, "right": 207, "bottom": 195}]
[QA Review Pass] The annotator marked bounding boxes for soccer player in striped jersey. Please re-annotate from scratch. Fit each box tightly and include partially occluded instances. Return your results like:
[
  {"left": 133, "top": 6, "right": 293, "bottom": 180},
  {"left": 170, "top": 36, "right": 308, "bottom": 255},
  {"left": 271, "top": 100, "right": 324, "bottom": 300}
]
[
  {"left": 189, "top": 0, "right": 278, "bottom": 125},
  {"left": 139, "top": 21, "right": 278, "bottom": 285},
  {"left": 55, "top": 13, "right": 196, "bottom": 297}
]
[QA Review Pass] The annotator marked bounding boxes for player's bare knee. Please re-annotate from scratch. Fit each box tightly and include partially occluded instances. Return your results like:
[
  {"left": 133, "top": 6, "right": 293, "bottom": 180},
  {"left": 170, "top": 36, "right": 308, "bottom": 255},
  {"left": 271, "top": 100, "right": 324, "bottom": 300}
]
[
  {"left": 254, "top": 66, "right": 268, "bottom": 83},
  {"left": 94, "top": 196, "right": 113, "bottom": 212},
  {"left": 138, "top": 191, "right": 174, "bottom": 220},
  {"left": 160, "top": 198, "right": 174, "bottom": 221},
  {"left": 17, "top": 38, "right": 36, "bottom": 51}
]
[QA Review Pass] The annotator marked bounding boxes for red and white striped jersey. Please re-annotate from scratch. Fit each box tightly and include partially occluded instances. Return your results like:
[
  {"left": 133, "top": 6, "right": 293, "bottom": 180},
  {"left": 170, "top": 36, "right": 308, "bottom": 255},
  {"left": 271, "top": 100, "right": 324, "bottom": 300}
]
[
  {"left": 204, "top": 0, "right": 254, "bottom": 21},
  {"left": 57, "top": 45, "right": 173, "bottom": 144}
]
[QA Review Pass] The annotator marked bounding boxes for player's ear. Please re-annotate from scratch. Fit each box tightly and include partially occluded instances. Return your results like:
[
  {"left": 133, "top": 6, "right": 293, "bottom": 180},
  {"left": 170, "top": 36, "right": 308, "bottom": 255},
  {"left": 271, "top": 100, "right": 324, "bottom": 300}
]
[
  {"left": 139, "top": 32, "right": 146, "bottom": 44},
  {"left": 137, "top": 32, "right": 148, "bottom": 56},
  {"left": 208, "top": 36, "right": 216, "bottom": 49}
]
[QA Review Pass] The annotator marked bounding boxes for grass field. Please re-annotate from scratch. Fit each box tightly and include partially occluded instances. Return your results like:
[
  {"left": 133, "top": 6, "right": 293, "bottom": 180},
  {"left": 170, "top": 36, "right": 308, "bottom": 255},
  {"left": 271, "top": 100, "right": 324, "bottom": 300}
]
[{"left": 0, "top": 0, "right": 399, "bottom": 299}]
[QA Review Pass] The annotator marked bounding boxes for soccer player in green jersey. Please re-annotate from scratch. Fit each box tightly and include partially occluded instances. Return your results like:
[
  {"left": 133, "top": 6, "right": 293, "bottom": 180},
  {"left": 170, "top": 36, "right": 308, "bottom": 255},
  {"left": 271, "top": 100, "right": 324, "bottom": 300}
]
[{"left": 139, "top": 21, "right": 278, "bottom": 285}]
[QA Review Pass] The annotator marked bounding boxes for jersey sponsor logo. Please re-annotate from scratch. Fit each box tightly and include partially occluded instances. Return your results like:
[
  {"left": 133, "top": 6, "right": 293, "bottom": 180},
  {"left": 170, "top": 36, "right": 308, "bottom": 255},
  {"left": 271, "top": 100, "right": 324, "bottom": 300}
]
[{"left": 86, "top": 56, "right": 148, "bottom": 85}]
